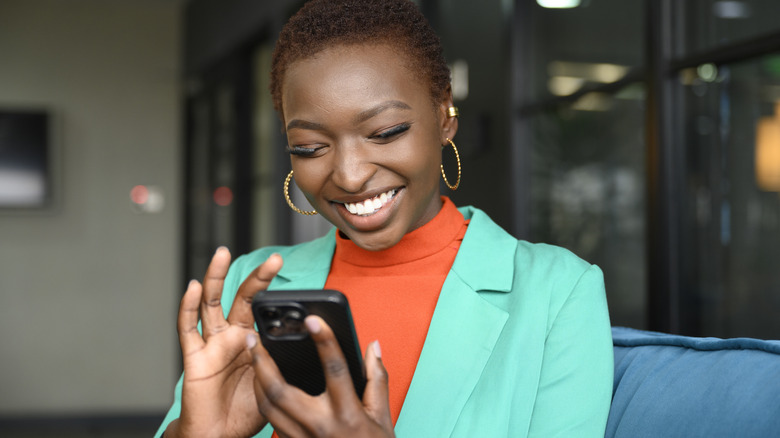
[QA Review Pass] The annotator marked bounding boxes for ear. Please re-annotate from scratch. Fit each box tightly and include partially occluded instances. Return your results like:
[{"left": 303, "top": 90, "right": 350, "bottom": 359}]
[{"left": 437, "top": 86, "right": 459, "bottom": 144}]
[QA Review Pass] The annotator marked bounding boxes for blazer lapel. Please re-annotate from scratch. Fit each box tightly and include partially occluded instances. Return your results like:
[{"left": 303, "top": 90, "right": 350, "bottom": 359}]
[
  {"left": 395, "top": 276, "right": 508, "bottom": 436},
  {"left": 269, "top": 229, "right": 336, "bottom": 290},
  {"left": 395, "top": 207, "right": 517, "bottom": 436}
]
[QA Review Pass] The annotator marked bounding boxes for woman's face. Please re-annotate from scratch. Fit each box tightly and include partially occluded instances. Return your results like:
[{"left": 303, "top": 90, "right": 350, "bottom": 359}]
[{"left": 281, "top": 43, "right": 457, "bottom": 251}]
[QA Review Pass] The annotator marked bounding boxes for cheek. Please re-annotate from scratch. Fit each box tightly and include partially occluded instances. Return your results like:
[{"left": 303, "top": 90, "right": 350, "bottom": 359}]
[
  {"left": 291, "top": 160, "right": 327, "bottom": 198},
  {"left": 403, "top": 142, "right": 443, "bottom": 183}
]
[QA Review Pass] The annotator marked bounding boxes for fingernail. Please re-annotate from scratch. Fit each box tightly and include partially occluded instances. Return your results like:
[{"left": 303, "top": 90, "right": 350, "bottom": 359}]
[
  {"left": 246, "top": 333, "right": 257, "bottom": 349},
  {"left": 372, "top": 340, "right": 382, "bottom": 359},
  {"left": 215, "top": 246, "right": 227, "bottom": 254},
  {"left": 187, "top": 279, "right": 197, "bottom": 288},
  {"left": 304, "top": 316, "right": 321, "bottom": 334}
]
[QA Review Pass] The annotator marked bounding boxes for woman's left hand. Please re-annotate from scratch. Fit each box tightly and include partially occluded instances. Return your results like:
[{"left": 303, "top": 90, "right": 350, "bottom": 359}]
[{"left": 246, "top": 315, "right": 395, "bottom": 438}]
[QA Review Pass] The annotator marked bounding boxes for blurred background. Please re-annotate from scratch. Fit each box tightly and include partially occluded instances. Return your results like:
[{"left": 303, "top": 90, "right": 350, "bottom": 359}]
[{"left": 1, "top": 0, "right": 779, "bottom": 435}]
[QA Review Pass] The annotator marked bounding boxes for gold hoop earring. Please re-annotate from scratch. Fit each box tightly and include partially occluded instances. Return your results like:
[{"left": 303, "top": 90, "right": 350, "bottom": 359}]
[
  {"left": 447, "top": 106, "right": 459, "bottom": 118},
  {"left": 441, "top": 138, "right": 461, "bottom": 190},
  {"left": 284, "top": 170, "right": 317, "bottom": 215}
]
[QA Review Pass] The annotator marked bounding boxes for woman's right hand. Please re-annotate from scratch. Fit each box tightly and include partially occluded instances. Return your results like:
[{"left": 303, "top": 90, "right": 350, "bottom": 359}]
[
  {"left": 246, "top": 316, "right": 395, "bottom": 438},
  {"left": 165, "top": 247, "right": 284, "bottom": 438}
]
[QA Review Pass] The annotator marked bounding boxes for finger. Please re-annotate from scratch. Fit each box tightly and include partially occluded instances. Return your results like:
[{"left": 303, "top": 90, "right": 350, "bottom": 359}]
[
  {"left": 199, "top": 246, "right": 232, "bottom": 336},
  {"left": 227, "top": 253, "right": 284, "bottom": 327},
  {"left": 177, "top": 279, "right": 205, "bottom": 355},
  {"left": 305, "top": 315, "right": 360, "bottom": 409},
  {"left": 245, "top": 334, "right": 312, "bottom": 437},
  {"left": 362, "top": 341, "right": 393, "bottom": 431}
]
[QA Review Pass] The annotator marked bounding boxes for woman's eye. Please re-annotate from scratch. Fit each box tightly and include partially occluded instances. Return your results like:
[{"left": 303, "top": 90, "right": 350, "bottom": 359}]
[
  {"left": 372, "top": 123, "right": 411, "bottom": 140},
  {"left": 287, "top": 145, "right": 322, "bottom": 157}
]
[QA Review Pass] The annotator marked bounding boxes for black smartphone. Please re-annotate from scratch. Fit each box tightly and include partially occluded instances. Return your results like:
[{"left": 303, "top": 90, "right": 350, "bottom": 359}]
[{"left": 251, "top": 289, "right": 366, "bottom": 399}]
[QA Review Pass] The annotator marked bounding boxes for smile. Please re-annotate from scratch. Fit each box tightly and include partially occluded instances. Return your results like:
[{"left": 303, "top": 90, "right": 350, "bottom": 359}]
[{"left": 342, "top": 189, "right": 397, "bottom": 216}]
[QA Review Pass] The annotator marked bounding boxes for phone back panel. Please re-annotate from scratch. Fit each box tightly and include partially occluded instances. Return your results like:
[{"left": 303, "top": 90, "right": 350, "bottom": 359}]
[{"left": 252, "top": 289, "right": 366, "bottom": 398}]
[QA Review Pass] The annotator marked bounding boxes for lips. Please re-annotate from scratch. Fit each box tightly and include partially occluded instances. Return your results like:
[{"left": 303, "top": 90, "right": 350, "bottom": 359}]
[{"left": 342, "top": 189, "right": 397, "bottom": 216}]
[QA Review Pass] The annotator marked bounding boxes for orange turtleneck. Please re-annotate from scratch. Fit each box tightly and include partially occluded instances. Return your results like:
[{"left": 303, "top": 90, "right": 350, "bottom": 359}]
[{"left": 324, "top": 196, "right": 467, "bottom": 424}]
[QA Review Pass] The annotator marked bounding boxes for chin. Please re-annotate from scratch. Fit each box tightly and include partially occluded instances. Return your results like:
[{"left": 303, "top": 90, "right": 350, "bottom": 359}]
[
  {"left": 356, "top": 241, "right": 395, "bottom": 252},
  {"left": 346, "top": 228, "right": 405, "bottom": 252}
]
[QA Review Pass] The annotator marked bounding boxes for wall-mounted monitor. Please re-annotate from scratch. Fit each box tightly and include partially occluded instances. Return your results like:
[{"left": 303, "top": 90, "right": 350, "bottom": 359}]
[{"left": 0, "top": 109, "right": 51, "bottom": 208}]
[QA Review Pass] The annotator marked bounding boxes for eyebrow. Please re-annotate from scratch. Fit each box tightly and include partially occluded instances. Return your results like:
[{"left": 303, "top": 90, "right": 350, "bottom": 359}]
[
  {"left": 286, "top": 119, "right": 326, "bottom": 132},
  {"left": 353, "top": 100, "right": 411, "bottom": 125}
]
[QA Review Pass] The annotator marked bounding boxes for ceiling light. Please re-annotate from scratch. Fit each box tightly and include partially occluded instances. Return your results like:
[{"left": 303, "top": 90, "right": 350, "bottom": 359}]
[
  {"left": 537, "top": 0, "right": 581, "bottom": 8},
  {"left": 713, "top": 1, "right": 751, "bottom": 19},
  {"left": 548, "top": 76, "right": 586, "bottom": 96},
  {"left": 572, "top": 92, "right": 612, "bottom": 112},
  {"left": 548, "top": 61, "right": 629, "bottom": 84}
]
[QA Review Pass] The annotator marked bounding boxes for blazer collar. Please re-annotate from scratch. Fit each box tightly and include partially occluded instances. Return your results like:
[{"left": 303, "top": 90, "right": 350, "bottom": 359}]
[
  {"left": 450, "top": 206, "right": 517, "bottom": 294},
  {"left": 269, "top": 229, "right": 336, "bottom": 290}
]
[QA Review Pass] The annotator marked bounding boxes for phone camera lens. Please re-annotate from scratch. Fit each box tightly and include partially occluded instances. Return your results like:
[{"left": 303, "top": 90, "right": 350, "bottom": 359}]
[
  {"left": 266, "top": 319, "right": 283, "bottom": 336},
  {"left": 283, "top": 309, "right": 304, "bottom": 333},
  {"left": 262, "top": 307, "right": 280, "bottom": 320},
  {"left": 284, "top": 309, "right": 303, "bottom": 322}
]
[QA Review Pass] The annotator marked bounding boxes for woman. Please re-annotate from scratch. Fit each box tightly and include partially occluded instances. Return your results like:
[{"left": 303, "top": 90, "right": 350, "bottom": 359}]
[{"left": 157, "top": 0, "right": 613, "bottom": 436}]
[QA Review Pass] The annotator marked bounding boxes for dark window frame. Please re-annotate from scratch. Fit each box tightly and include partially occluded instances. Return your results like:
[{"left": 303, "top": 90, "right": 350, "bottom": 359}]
[{"left": 511, "top": 0, "right": 780, "bottom": 335}]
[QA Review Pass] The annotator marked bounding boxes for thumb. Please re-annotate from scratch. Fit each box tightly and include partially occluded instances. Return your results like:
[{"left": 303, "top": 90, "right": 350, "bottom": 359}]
[{"left": 362, "top": 341, "right": 393, "bottom": 431}]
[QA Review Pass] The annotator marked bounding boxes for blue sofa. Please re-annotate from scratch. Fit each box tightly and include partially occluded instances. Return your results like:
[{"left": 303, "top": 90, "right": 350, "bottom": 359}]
[{"left": 607, "top": 327, "right": 780, "bottom": 438}]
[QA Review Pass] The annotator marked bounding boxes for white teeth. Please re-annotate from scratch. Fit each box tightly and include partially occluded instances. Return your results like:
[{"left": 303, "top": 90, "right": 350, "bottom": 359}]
[
  {"left": 342, "top": 189, "right": 396, "bottom": 217},
  {"left": 363, "top": 199, "right": 376, "bottom": 214}
]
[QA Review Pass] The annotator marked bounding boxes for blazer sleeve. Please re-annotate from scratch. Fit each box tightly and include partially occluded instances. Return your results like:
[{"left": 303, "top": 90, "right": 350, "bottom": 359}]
[{"left": 526, "top": 264, "right": 613, "bottom": 437}]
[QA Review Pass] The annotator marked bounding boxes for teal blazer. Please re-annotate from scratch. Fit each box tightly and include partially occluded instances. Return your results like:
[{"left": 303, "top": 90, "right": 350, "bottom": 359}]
[{"left": 157, "top": 206, "right": 613, "bottom": 437}]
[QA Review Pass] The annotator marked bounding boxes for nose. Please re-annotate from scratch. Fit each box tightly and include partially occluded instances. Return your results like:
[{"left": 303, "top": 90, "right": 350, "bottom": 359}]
[{"left": 330, "top": 141, "right": 375, "bottom": 193}]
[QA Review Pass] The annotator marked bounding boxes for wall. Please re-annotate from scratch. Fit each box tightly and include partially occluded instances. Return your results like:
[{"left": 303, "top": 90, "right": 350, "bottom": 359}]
[{"left": 0, "top": 0, "right": 182, "bottom": 415}]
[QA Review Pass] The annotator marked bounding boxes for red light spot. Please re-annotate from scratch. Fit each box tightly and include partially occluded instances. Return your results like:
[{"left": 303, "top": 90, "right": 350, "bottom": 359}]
[
  {"left": 130, "top": 185, "right": 149, "bottom": 205},
  {"left": 213, "top": 186, "right": 233, "bottom": 206}
]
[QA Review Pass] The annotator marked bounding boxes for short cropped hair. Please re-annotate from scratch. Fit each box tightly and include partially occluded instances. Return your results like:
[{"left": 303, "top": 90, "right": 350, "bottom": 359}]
[{"left": 270, "top": 0, "right": 451, "bottom": 119}]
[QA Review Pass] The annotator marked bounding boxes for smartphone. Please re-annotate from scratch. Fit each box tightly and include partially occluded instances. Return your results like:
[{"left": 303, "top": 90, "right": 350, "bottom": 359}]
[{"left": 251, "top": 289, "right": 366, "bottom": 399}]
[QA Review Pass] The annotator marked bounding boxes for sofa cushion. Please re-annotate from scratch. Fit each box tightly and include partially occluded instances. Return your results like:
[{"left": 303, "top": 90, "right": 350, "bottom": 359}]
[{"left": 607, "top": 326, "right": 780, "bottom": 438}]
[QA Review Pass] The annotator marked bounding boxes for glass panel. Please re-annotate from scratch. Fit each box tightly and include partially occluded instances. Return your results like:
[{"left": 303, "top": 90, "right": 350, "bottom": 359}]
[
  {"left": 521, "top": 0, "right": 644, "bottom": 104},
  {"left": 427, "top": 0, "right": 515, "bottom": 228},
  {"left": 679, "top": 52, "right": 780, "bottom": 339},
  {"left": 212, "top": 83, "right": 237, "bottom": 250},
  {"left": 676, "top": 0, "right": 780, "bottom": 57},
  {"left": 252, "top": 44, "right": 279, "bottom": 248},
  {"left": 187, "top": 96, "right": 213, "bottom": 281},
  {"left": 527, "top": 84, "right": 647, "bottom": 328},
  {"left": 185, "top": 78, "right": 238, "bottom": 281}
]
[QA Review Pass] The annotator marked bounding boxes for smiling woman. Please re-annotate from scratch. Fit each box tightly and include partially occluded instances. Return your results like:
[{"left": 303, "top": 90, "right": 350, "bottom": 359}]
[{"left": 157, "top": 1, "right": 613, "bottom": 437}]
